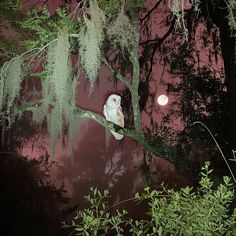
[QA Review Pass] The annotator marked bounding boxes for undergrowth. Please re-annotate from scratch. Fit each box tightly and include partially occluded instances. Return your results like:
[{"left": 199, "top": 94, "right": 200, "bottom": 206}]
[{"left": 62, "top": 162, "right": 236, "bottom": 236}]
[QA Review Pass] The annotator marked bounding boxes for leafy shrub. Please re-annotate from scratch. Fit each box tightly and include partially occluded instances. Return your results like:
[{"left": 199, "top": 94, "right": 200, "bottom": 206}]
[
  {"left": 63, "top": 162, "right": 235, "bottom": 235},
  {"left": 62, "top": 188, "right": 127, "bottom": 235}
]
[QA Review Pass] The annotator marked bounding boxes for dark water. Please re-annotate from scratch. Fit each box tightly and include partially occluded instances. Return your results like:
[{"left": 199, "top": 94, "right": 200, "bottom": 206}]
[{"left": 0, "top": 116, "right": 197, "bottom": 236}]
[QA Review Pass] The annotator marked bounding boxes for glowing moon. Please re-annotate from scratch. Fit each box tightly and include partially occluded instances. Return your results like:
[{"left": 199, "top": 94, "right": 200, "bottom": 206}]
[{"left": 157, "top": 95, "right": 169, "bottom": 106}]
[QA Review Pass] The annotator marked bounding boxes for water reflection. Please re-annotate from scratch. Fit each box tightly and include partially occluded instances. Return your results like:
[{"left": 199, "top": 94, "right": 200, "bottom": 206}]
[
  {"left": 56, "top": 122, "right": 145, "bottom": 208},
  {"left": 21, "top": 119, "right": 194, "bottom": 218}
]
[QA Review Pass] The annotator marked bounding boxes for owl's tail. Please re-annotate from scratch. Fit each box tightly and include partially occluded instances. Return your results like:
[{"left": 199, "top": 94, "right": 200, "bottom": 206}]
[{"left": 111, "top": 131, "right": 123, "bottom": 140}]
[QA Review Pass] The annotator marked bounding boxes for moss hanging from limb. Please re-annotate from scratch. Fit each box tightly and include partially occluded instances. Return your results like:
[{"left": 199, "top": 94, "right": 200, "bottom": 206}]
[
  {"left": 78, "top": 0, "right": 106, "bottom": 92},
  {"left": 0, "top": 56, "right": 22, "bottom": 112},
  {"left": 0, "top": 1, "right": 185, "bottom": 165}
]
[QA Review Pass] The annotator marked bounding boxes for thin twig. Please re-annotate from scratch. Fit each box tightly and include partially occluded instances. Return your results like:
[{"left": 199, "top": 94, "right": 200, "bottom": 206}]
[{"left": 193, "top": 121, "right": 236, "bottom": 183}]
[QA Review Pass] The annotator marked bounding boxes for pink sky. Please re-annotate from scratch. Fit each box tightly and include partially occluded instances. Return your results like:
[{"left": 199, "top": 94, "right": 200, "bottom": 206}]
[{"left": 16, "top": 0, "right": 222, "bottom": 204}]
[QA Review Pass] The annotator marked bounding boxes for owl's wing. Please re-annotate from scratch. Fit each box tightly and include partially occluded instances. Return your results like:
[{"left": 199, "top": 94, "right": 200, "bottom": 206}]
[
  {"left": 117, "top": 107, "right": 124, "bottom": 128},
  {"left": 109, "top": 107, "right": 124, "bottom": 140},
  {"left": 103, "top": 105, "right": 108, "bottom": 119},
  {"left": 103, "top": 104, "right": 116, "bottom": 122}
]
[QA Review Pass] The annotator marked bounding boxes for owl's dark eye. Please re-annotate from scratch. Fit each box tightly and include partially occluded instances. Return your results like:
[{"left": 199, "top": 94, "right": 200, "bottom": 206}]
[{"left": 113, "top": 98, "right": 116, "bottom": 102}]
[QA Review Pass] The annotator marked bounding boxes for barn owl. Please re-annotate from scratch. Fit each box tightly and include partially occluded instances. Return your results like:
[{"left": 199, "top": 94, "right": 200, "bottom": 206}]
[{"left": 103, "top": 94, "right": 124, "bottom": 140}]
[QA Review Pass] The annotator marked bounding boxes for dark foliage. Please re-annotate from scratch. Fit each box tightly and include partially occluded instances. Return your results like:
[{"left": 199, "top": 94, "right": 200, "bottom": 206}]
[{"left": 0, "top": 152, "right": 70, "bottom": 236}]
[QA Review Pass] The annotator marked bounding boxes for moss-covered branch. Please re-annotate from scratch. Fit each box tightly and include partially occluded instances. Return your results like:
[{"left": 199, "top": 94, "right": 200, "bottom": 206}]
[
  {"left": 74, "top": 106, "right": 170, "bottom": 160},
  {"left": 129, "top": 49, "right": 142, "bottom": 132},
  {"left": 20, "top": 99, "right": 170, "bottom": 162}
]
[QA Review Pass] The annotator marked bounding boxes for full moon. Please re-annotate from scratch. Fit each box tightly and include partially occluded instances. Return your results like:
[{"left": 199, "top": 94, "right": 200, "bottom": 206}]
[{"left": 157, "top": 95, "right": 169, "bottom": 106}]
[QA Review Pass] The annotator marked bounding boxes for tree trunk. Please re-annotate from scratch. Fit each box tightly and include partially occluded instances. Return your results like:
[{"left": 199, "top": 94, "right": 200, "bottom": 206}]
[
  {"left": 208, "top": 1, "right": 236, "bottom": 156},
  {"left": 221, "top": 34, "right": 236, "bottom": 154}
]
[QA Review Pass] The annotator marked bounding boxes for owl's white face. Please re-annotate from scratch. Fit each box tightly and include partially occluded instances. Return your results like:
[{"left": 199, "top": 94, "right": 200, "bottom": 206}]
[{"left": 106, "top": 94, "right": 121, "bottom": 109}]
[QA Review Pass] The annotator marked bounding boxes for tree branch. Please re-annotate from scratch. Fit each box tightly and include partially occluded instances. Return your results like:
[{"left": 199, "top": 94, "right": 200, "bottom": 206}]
[
  {"left": 129, "top": 49, "right": 142, "bottom": 132},
  {"left": 139, "top": 17, "right": 176, "bottom": 46},
  {"left": 102, "top": 58, "right": 131, "bottom": 89},
  {"left": 139, "top": 17, "right": 176, "bottom": 83},
  {"left": 20, "top": 99, "right": 171, "bottom": 162},
  {"left": 74, "top": 106, "right": 169, "bottom": 160},
  {"left": 140, "top": 0, "right": 163, "bottom": 22}
]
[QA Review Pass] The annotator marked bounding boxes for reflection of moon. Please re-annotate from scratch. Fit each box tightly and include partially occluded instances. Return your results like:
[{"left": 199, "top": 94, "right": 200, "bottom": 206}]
[{"left": 157, "top": 95, "right": 168, "bottom": 106}]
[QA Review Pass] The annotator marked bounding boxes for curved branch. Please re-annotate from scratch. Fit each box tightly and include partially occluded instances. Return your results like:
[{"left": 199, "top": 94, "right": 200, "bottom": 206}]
[
  {"left": 102, "top": 58, "right": 131, "bottom": 89},
  {"left": 23, "top": 34, "right": 80, "bottom": 61},
  {"left": 139, "top": 17, "right": 176, "bottom": 83},
  {"left": 139, "top": 0, "right": 163, "bottom": 22},
  {"left": 21, "top": 99, "right": 170, "bottom": 162},
  {"left": 139, "top": 17, "right": 176, "bottom": 46},
  {"left": 193, "top": 121, "right": 236, "bottom": 183},
  {"left": 129, "top": 49, "right": 142, "bottom": 132},
  {"left": 75, "top": 106, "right": 169, "bottom": 160}
]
